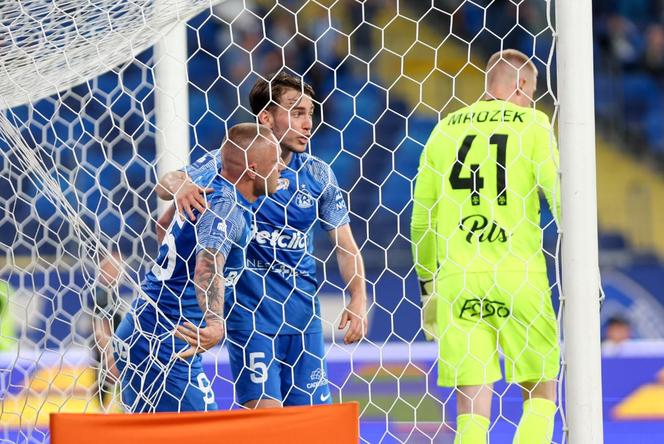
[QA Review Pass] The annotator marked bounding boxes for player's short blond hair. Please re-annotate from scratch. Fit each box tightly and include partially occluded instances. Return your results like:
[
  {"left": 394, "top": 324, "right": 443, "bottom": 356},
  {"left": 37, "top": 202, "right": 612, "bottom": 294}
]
[{"left": 486, "top": 49, "right": 538, "bottom": 81}]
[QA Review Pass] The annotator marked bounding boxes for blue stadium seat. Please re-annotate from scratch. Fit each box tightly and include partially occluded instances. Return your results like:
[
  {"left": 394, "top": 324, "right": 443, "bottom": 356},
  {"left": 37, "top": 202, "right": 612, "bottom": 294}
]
[{"left": 599, "top": 231, "right": 628, "bottom": 251}]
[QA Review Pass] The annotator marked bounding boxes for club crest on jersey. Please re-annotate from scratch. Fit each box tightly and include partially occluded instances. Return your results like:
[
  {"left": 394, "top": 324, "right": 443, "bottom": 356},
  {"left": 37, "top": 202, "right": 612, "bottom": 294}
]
[
  {"left": 276, "top": 178, "right": 289, "bottom": 191},
  {"left": 295, "top": 185, "right": 314, "bottom": 209}
]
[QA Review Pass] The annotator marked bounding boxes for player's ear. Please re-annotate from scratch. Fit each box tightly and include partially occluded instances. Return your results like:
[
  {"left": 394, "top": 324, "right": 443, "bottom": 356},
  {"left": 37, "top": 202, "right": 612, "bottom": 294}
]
[
  {"left": 517, "top": 76, "right": 528, "bottom": 94},
  {"left": 245, "top": 162, "right": 258, "bottom": 180},
  {"left": 258, "top": 109, "right": 272, "bottom": 126}
]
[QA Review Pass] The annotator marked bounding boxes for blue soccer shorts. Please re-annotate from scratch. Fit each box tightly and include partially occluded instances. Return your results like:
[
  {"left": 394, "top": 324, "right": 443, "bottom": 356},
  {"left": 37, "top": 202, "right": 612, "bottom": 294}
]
[
  {"left": 113, "top": 312, "right": 218, "bottom": 413},
  {"left": 226, "top": 330, "right": 332, "bottom": 406}
]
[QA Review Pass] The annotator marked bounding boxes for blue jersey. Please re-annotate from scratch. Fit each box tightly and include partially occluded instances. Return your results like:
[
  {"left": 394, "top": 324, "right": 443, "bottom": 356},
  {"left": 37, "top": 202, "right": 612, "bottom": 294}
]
[
  {"left": 115, "top": 175, "right": 252, "bottom": 413},
  {"left": 186, "top": 151, "right": 350, "bottom": 335},
  {"left": 140, "top": 175, "right": 253, "bottom": 330}
]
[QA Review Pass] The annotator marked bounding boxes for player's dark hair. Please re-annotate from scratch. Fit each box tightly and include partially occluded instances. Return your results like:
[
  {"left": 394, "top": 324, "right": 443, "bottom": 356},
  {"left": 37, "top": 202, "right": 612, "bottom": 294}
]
[
  {"left": 249, "top": 71, "right": 315, "bottom": 115},
  {"left": 606, "top": 316, "right": 630, "bottom": 327}
]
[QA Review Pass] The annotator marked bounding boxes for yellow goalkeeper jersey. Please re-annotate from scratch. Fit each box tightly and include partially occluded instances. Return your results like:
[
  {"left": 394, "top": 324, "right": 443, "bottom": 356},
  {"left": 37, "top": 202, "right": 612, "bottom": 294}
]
[{"left": 411, "top": 99, "right": 560, "bottom": 280}]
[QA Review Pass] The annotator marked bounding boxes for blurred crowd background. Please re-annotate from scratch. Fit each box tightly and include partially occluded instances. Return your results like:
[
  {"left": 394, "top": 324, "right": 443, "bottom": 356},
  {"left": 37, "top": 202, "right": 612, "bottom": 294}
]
[
  {"left": 595, "top": 1, "right": 664, "bottom": 157},
  {"left": 1, "top": 0, "right": 663, "bottom": 348}
]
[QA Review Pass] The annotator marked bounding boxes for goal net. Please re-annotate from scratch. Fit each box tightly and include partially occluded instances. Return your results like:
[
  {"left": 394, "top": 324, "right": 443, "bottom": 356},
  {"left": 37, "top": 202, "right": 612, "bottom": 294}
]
[{"left": 0, "top": 1, "right": 562, "bottom": 443}]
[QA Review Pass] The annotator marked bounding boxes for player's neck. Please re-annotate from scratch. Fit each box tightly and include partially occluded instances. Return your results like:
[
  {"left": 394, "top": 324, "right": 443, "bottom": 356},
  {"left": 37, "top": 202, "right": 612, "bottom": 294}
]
[
  {"left": 237, "top": 180, "right": 259, "bottom": 203},
  {"left": 221, "top": 171, "right": 258, "bottom": 203},
  {"left": 483, "top": 92, "right": 509, "bottom": 102},
  {"left": 483, "top": 90, "right": 529, "bottom": 107},
  {"left": 281, "top": 149, "right": 294, "bottom": 165},
  {"left": 484, "top": 84, "right": 520, "bottom": 103},
  {"left": 236, "top": 182, "right": 259, "bottom": 203}
]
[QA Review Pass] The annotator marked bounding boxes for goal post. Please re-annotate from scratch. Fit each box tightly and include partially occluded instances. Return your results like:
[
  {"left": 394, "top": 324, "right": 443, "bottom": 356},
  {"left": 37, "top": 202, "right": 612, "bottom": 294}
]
[
  {"left": 556, "top": 0, "right": 604, "bottom": 442},
  {"left": 154, "top": 20, "right": 191, "bottom": 215}
]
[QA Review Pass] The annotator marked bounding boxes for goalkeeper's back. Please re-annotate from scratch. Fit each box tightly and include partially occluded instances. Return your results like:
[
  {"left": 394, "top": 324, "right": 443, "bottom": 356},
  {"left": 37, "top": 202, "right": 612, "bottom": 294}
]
[{"left": 411, "top": 51, "right": 560, "bottom": 280}]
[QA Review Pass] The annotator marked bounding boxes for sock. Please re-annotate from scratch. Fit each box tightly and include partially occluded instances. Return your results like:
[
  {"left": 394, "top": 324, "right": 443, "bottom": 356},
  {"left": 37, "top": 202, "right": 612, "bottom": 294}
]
[
  {"left": 454, "top": 413, "right": 490, "bottom": 444},
  {"left": 513, "top": 398, "right": 557, "bottom": 444}
]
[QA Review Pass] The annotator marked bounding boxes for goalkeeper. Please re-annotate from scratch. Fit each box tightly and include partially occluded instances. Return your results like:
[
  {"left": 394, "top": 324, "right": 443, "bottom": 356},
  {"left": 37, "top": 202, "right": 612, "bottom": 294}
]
[
  {"left": 411, "top": 49, "right": 561, "bottom": 444},
  {"left": 157, "top": 72, "right": 368, "bottom": 408},
  {"left": 114, "top": 123, "right": 282, "bottom": 412}
]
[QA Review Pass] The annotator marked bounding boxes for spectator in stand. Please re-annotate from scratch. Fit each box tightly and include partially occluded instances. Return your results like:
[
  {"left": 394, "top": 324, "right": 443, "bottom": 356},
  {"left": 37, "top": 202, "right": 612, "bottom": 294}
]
[
  {"left": 642, "top": 24, "right": 664, "bottom": 81},
  {"left": 602, "top": 14, "right": 644, "bottom": 70},
  {"left": 601, "top": 316, "right": 633, "bottom": 356},
  {"left": 613, "top": 0, "right": 655, "bottom": 25}
]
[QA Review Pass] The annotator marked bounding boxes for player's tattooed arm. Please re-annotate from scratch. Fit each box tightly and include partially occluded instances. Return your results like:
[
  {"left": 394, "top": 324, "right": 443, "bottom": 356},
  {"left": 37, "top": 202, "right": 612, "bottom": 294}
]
[
  {"left": 194, "top": 249, "right": 226, "bottom": 322},
  {"left": 174, "top": 249, "right": 226, "bottom": 359}
]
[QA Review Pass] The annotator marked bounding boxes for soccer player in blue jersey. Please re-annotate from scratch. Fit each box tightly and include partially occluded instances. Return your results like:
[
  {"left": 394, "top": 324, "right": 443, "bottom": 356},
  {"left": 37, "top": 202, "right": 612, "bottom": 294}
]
[
  {"left": 114, "top": 123, "right": 282, "bottom": 413},
  {"left": 156, "top": 72, "right": 368, "bottom": 408}
]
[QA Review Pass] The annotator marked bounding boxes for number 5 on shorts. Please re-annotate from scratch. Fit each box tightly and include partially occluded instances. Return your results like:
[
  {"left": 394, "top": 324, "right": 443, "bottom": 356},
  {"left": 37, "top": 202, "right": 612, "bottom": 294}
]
[{"left": 249, "top": 352, "right": 268, "bottom": 384}]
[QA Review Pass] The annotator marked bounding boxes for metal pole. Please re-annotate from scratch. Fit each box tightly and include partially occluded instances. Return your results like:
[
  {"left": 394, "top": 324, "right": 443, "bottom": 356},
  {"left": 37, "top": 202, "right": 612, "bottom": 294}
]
[
  {"left": 556, "top": 0, "right": 604, "bottom": 442},
  {"left": 154, "top": 22, "right": 190, "bottom": 215}
]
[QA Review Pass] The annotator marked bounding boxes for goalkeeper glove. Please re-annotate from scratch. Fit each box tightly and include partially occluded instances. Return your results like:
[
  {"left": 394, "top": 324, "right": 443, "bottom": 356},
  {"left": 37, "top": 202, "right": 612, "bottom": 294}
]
[{"left": 419, "top": 279, "right": 438, "bottom": 341}]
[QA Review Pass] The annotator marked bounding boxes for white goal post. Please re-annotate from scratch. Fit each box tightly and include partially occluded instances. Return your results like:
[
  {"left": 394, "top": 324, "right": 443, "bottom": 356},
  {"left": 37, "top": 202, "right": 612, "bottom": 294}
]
[{"left": 556, "top": 0, "right": 604, "bottom": 442}]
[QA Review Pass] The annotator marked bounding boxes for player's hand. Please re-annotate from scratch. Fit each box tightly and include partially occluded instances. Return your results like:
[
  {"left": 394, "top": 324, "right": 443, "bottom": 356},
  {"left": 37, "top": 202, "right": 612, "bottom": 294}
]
[
  {"left": 173, "top": 320, "right": 225, "bottom": 360},
  {"left": 339, "top": 297, "right": 367, "bottom": 344},
  {"left": 175, "top": 178, "right": 213, "bottom": 222},
  {"left": 420, "top": 280, "right": 438, "bottom": 341}
]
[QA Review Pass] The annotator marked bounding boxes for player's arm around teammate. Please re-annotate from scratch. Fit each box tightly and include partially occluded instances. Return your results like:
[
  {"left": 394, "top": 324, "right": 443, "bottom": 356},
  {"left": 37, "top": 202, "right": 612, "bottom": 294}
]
[
  {"left": 154, "top": 170, "right": 210, "bottom": 244},
  {"left": 156, "top": 170, "right": 212, "bottom": 222},
  {"left": 155, "top": 149, "right": 225, "bottom": 243}
]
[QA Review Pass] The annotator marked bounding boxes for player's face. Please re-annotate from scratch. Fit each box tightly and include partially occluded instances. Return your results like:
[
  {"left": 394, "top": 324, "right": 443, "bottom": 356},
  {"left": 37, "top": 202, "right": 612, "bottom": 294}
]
[
  {"left": 265, "top": 141, "right": 285, "bottom": 195},
  {"left": 267, "top": 88, "right": 314, "bottom": 154},
  {"left": 255, "top": 136, "right": 284, "bottom": 196}
]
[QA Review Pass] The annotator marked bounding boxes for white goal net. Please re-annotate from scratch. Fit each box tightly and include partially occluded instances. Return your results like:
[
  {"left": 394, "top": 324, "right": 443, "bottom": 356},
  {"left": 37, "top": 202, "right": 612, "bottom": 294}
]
[{"left": 0, "top": 1, "right": 565, "bottom": 443}]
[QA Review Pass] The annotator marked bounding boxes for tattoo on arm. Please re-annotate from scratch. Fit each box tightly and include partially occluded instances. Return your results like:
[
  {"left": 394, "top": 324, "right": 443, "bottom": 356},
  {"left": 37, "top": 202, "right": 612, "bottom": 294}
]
[{"left": 194, "top": 249, "right": 226, "bottom": 322}]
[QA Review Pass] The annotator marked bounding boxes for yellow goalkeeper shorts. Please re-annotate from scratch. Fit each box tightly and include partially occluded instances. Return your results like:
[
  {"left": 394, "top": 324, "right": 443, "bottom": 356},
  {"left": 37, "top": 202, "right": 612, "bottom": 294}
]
[{"left": 436, "top": 271, "right": 560, "bottom": 387}]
